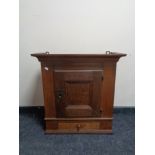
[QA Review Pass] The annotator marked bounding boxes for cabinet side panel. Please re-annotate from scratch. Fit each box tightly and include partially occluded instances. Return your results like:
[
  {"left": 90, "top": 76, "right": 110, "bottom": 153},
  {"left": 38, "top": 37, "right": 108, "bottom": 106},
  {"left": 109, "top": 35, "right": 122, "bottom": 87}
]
[
  {"left": 41, "top": 64, "right": 56, "bottom": 118},
  {"left": 101, "top": 62, "right": 117, "bottom": 117}
]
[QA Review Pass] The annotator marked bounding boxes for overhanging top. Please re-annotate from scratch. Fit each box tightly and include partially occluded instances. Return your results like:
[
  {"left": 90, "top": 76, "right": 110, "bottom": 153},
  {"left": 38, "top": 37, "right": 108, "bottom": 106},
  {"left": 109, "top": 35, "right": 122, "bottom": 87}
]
[
  {"left": 31, "top": 52, "right": 126, "bottom": 58},
  {"left": 31, "top": 52, "right": 127, "bottom": 63}
]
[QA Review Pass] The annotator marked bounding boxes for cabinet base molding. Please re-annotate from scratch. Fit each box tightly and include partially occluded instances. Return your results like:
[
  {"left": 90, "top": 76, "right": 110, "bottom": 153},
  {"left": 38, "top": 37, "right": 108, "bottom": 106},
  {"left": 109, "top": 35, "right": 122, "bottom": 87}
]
[
  {"left": 44, "top": 117, "right": 113, "bottom": 121},
  {"left": 45, "top": 129, "right": 112, "bottom": 134},
  {"left": 44, "top": 119, "right": 112, "bottom": 134}
]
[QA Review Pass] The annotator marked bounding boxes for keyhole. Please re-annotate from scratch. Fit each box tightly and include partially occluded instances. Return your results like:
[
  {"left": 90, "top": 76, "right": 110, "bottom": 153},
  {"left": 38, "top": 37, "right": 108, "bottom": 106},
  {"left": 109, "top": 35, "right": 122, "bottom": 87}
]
[
  {"left": 57, "top": 90, "right": 64, "bottom": 103},
  {"left": 58, "top": 94, "right": 62, "bottom": 99}
]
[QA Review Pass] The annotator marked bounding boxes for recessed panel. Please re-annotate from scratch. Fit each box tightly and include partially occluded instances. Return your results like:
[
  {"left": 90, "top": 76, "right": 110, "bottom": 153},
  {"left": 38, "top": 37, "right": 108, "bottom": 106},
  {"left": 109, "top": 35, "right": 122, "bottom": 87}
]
[
  {"left": 54, "top": 70, "right": 103, "bottom": 118},
  {"left": 65, "top": 81, "right": 93, "bottom": 117},
  {"left": 65, "top": 81, "right": 91, "bottom": 105}
]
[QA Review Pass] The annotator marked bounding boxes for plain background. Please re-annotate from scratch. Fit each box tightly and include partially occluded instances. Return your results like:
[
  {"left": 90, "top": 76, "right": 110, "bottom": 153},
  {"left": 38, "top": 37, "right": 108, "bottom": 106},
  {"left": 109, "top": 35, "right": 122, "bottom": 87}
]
[{"left": 19, "top": 0, "right": 135, "bottom": 107}]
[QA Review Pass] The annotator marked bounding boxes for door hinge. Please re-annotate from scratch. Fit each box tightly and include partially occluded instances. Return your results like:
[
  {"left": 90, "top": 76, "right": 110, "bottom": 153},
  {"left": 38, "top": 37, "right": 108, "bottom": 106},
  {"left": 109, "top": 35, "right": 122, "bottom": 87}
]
[{"left": 101, "top": 76, "right": 104, "bottom": 81}]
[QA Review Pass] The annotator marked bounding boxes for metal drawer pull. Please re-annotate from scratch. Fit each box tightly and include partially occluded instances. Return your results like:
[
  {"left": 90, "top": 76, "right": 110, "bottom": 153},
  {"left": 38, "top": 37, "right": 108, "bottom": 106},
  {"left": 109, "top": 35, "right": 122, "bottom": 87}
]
[{"left": 76, "top": 124, "right": 81, "bottom": 131}]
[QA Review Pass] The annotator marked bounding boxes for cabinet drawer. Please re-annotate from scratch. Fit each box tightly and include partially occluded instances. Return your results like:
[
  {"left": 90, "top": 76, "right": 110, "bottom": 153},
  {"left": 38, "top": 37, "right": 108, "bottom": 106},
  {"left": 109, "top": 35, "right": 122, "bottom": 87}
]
[
  {"left": 45, "top": 119, "right": 113, "bottom": 133},
  {"left": 58, "top": 121, "right": 100, "bottom": 131}
]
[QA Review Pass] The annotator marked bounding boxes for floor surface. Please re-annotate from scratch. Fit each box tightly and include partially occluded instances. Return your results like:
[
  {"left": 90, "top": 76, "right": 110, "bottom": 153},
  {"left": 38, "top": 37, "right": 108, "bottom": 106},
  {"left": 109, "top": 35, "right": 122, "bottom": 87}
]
[{"left": 19, "top": 108, "right": 135, "bottom": 155}]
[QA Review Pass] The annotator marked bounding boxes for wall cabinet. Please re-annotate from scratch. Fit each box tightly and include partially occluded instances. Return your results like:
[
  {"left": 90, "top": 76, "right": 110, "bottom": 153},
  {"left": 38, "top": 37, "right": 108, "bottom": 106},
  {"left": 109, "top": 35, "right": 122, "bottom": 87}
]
[{"left": 31, "top": 52, "right": 126, "bottom": 133}]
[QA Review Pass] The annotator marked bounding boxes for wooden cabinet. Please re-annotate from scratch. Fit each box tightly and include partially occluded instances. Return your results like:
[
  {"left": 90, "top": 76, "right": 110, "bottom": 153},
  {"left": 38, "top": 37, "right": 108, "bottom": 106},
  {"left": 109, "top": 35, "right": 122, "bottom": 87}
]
[{"left": 31, "top": 52, "right": 126, "bottom": 133}]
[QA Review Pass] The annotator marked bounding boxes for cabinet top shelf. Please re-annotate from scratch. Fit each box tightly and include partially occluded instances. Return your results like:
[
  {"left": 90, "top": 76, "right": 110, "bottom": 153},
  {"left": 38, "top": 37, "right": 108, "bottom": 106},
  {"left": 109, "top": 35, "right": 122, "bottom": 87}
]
[
  {"left": 31, "top": 52, "right": 127, "bottom": 58},
  {"left": 31, "top": 52, "right": 127, "bottom": 64}
]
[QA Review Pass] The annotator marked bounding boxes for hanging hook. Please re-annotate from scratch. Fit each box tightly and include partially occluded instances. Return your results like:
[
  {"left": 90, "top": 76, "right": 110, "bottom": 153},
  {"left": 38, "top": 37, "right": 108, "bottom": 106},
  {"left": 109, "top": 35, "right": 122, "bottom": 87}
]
[
  {"left": 45, "top": 51, "right": 50, "bottom": 54},
  {"left": 106, "top": 51, "right": 111, "bottom": 54}
]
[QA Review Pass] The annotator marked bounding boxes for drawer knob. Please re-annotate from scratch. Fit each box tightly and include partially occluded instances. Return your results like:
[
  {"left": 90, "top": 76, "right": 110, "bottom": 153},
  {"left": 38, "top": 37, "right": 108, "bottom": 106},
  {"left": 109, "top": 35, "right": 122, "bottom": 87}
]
[{"left": 76, "top": 124, "right": 81, "bottom": 131}]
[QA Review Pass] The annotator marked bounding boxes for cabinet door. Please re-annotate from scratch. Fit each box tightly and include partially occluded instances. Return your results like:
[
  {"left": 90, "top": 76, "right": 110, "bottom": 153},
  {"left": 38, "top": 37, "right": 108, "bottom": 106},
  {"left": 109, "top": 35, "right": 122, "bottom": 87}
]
[{"left": 54, "top": 70, "right": 103, "bottom": 118}]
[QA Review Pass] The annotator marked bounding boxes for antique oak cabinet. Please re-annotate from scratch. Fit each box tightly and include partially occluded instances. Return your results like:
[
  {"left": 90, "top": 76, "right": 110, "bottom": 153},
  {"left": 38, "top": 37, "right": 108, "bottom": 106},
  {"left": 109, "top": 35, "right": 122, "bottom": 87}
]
[{"left": 31, "top": 52, "right": 126, "bottom": 133}]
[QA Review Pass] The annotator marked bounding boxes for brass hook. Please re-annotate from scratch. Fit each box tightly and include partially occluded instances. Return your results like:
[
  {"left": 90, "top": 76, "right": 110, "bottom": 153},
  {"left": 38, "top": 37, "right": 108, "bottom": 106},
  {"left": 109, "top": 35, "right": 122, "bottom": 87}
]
[
  {"left": 106, "top": 51, "right": 111, "bottom": 54},
  {"left": 45, "top": 51, "right": 50, "bottom": 54}
]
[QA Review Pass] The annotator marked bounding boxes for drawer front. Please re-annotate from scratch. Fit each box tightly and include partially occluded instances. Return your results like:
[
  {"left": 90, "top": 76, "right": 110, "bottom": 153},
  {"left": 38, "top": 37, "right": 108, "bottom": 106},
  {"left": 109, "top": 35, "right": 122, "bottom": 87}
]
[
  {"left": 45, "top": 119, "right": 113, "bottom": 133},
  {"left": 58, "top": 121, "right": 100, "bottom": 131}
]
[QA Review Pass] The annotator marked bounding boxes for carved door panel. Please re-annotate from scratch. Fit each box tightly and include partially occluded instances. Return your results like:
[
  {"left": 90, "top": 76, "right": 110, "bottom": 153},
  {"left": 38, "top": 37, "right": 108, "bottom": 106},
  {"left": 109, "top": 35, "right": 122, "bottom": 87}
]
[{"left": 54, "top": 70, "right": 103, "bottom": 118}]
